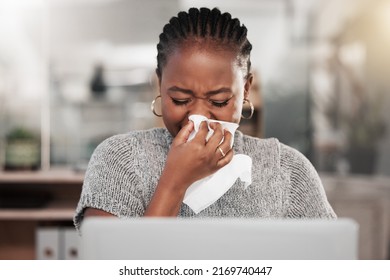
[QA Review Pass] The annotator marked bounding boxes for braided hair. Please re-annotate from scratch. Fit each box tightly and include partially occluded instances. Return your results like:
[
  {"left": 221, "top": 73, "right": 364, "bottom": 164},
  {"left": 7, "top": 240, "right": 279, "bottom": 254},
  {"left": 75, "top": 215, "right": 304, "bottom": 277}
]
[{"left": 156, "top": 7, "right": 252, "bottom": 79}]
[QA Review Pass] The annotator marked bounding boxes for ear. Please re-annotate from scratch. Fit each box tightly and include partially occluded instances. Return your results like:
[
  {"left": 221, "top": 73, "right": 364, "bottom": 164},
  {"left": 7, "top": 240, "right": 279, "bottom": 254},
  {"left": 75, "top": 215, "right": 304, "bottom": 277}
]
[
  {"left": 244, "top": 73, "right": 254, "bottom": 99},
  {"left": 155, "top": 69, "right": 162, "bottom": 92}
]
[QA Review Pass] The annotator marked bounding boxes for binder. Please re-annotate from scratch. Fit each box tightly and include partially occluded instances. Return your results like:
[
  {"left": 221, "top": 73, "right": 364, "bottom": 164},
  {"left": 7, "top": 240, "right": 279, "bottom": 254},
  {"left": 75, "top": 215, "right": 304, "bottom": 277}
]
[
  {"left": 36, "top": 227, "right": 80, "bottom": 260},
  {"left": 36, "top": 227, "right": 60, "bottom": 260},
  {"left": 62, "top": 227, "right": 80, "bottom": 260}
]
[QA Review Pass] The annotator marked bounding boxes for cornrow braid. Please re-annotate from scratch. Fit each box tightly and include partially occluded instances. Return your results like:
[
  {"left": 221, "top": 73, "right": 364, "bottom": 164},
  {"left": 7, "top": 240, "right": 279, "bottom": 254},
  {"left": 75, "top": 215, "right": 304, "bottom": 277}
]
[{"left": 156, "top": 7, "right": 252, "bottom": 79}]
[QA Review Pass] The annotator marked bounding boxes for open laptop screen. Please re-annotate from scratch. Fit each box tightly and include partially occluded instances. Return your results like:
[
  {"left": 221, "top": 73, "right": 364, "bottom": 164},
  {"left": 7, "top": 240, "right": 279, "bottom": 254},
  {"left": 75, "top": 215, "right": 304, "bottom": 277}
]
[{"left": 80, "top": 218, "right": 358, "bottom": 260}]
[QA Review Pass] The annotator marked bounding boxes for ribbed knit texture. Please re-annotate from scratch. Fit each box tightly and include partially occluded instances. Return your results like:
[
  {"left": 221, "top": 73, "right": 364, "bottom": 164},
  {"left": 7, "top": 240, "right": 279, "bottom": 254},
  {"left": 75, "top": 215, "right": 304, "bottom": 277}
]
[{"left": 74, "top": 128, "right": 336, "bottom": 230}]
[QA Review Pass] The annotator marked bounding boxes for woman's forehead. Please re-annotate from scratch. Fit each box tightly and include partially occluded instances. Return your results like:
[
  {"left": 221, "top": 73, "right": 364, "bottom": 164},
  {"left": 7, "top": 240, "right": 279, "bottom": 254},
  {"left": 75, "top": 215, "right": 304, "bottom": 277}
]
[
  {"left": 160, "top": 40, "right": 248, "bottom": 78},
  {"left": 163, "top": 48, "right": 239, "bottom": 78},
  {"left": 166, "top": 44, "right": 238, "bottom": 69},
  {"left": 160, "top": 47, "right": 245, "bottom": 93}
]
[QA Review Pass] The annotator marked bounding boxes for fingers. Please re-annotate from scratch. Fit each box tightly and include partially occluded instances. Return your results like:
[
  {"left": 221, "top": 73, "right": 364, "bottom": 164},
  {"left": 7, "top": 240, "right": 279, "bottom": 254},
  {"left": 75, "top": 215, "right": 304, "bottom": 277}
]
[
  {"left": 174, "top": 120, "right": 234, "bottom": 169},
  {"left": 173, "top": 121, "right": 194, "bottom": 145},
  {"left": 214, "top": 129, "right": 233, "bottom": 160},
  {"left": 207, "top": 122, "right": 224, "bottom": 147},
  {"left": 192, "top": 121, "right": 209, "bottom": 143},
  {"left": 217, "top": 146, "right": 226, "bottom": 157},
  {"left": 204, "top": 123, "right": 233, "bottom": 166},
  {"left": 222, "top": 128, "right": 233, "bottom": 149},
  {"left": 216, "top": 147, "right": 234, "bottom": 169}
]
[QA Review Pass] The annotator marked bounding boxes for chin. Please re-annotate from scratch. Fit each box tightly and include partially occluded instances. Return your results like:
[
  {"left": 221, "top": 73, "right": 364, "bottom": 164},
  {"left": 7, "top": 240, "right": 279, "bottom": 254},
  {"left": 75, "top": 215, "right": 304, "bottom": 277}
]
[{"left": 166, "top": 126, "right": 179, "bottom": 137}]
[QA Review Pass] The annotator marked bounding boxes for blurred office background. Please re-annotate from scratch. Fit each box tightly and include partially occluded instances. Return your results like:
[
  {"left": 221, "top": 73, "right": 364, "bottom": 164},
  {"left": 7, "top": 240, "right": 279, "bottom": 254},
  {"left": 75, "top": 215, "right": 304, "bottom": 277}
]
[{"left": 0, "top": 0, "right": 389, "bottom": 259}]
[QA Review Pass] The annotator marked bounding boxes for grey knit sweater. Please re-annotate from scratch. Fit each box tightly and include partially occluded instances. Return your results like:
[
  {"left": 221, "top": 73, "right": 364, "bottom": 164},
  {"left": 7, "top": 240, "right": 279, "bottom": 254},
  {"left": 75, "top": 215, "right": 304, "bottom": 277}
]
[{"left": 74, "top": 128, "right": 336, "bottom": 230}]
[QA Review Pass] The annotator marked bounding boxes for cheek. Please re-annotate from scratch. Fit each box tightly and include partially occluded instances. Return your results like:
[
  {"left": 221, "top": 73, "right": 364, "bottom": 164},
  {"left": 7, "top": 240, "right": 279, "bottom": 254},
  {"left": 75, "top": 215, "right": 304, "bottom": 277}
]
[
  {"left": 231, "top": 99, "right": 243, "bottom": 122},
  {"left": 230, "top": 89, "right": 245, "bottom": 122},
  {"left": 161, "top": 97, "right": 186, "bottom": 126}
]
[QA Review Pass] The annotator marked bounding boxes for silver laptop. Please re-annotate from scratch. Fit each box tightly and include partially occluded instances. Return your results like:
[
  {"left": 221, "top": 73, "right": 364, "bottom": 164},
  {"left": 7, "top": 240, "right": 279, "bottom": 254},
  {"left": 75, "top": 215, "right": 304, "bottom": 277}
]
[{"left": 80, "top": 218, "right": 358, "bottom": 260}]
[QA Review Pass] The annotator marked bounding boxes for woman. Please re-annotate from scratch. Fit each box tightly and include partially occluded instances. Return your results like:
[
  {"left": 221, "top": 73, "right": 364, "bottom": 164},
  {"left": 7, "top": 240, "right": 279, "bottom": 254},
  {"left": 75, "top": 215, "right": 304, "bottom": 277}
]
[{"left": 74, "top": 7, "right": 336, "bottom": 230}]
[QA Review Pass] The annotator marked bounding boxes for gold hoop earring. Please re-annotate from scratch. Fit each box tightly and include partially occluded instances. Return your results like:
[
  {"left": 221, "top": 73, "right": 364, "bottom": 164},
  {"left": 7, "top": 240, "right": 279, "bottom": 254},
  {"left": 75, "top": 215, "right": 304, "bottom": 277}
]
[
  {"left": 241, "top": 99, "right": 254, "bottom": 119},
  {"left": 151, "top": 95, "right": 162, "bottom": 117}
]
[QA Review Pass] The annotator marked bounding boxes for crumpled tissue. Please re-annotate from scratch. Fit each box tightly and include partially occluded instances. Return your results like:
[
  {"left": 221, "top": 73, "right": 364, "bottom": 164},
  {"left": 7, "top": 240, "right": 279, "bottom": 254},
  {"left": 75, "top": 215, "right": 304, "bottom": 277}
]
[{"left": 182, "top": 115, "right": 252, "bottom": 214}]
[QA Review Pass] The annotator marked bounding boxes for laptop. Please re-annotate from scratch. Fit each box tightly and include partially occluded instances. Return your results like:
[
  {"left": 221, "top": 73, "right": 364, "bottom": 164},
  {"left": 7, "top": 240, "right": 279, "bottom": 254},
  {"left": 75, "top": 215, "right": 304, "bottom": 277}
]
[{"left": 80, "top": 217, "right": 358, "bottom": 260}]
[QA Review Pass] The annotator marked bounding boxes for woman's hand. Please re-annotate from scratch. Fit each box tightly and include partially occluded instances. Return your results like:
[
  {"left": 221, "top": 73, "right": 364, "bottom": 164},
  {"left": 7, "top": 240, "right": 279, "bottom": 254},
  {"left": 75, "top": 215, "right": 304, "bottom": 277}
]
[
  {"left": 144, "top": 120, "right": 233, "bottom": 216},
  {"left": 165, "top": 120, "right": 233, "bottom": 187}
]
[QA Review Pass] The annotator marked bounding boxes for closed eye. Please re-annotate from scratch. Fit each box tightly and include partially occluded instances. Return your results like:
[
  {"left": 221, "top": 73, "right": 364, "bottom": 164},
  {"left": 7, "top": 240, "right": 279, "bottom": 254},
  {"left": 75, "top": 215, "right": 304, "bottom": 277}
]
[
  {"left": 171, "top": 98, "right": 191, "bottom": 106},
  {"left": 210, "top": 98, "right": 231, "bottom": 107}
]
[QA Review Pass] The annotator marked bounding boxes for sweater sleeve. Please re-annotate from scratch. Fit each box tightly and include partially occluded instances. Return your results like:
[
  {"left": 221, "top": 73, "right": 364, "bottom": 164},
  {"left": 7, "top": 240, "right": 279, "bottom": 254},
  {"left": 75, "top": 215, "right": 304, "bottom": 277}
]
[
  {"left": 280, "top": 144, "right": 337, "bottom": 219},
  {"left": 73, "top": 134, "right": 145, "bottom": 231}
]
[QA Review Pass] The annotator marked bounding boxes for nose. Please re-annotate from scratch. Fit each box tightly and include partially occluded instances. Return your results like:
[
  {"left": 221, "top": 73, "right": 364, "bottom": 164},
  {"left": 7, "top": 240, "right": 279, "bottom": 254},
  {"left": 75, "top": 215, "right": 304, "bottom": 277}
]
[{"left": 187, "top": 99, "right": 211, "bottom": 119}]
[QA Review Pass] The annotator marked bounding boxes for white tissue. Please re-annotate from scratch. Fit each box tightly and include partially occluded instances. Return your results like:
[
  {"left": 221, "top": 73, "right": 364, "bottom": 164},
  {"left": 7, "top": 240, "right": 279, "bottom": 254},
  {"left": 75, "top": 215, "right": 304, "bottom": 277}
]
[
  {"left": 188, "top": 115, "right": 238, "bottom": 147},
  {"left": 183, "top": 115, "right": 252, "bottom": 214}
]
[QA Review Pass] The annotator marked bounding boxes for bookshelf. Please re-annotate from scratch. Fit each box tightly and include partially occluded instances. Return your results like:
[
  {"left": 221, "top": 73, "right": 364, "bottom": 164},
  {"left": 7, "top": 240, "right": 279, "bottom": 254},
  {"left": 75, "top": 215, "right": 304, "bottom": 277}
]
[{"left": 0, "top": 169, "right": 83, "bottom": 260}]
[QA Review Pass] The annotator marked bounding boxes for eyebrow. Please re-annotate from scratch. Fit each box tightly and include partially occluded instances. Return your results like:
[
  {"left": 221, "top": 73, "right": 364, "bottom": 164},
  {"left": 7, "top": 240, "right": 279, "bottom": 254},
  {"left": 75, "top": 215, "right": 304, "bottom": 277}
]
[
  {"left": 167, "top": 86, "right": 193, "bottom": 94},
  {"left": 167, "top": 86, "right": 232, "bottom": 96}
]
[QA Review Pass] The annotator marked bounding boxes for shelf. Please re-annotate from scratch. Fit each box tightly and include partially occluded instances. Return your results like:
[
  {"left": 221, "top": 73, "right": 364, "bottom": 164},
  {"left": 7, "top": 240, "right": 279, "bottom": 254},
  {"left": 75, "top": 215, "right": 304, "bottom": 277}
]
[
  {"left": 0, "top": 168, "right": 84, "bottom": 185},
  {"left": 0, "top": 170, "right": 80, "bottom": 260},
  {"left": 0, "top": 201, "right": 76, "bottom": 221}
]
